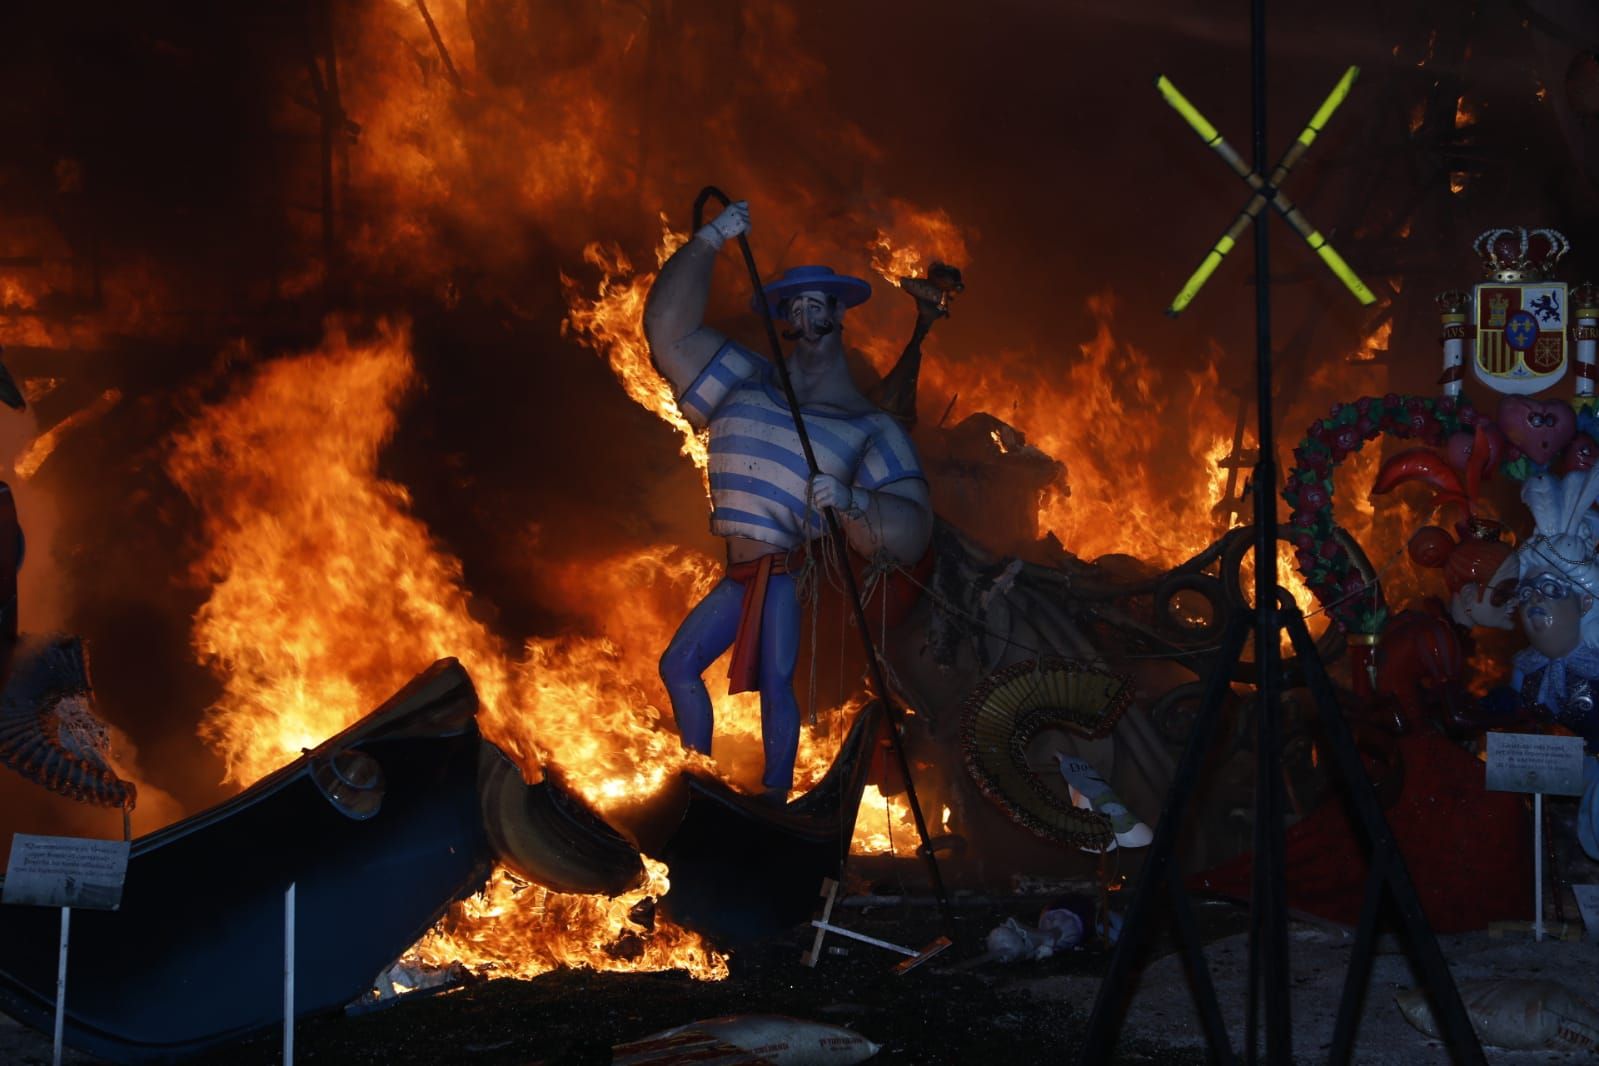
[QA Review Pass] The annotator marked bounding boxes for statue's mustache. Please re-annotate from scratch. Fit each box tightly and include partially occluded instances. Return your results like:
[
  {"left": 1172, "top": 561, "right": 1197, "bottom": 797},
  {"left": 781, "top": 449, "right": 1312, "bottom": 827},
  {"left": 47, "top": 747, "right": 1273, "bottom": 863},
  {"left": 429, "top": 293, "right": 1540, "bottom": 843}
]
[{"left": 782, "top": 320, "right": 835, "bottom": 341}]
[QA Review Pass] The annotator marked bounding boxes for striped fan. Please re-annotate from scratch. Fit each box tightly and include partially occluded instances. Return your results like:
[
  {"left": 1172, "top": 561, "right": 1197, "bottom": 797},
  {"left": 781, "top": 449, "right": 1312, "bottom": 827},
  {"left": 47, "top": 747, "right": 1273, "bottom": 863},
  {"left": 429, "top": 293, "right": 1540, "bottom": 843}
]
[
  {"left": 960, "top": 658, "right": 1131, "bottom": 850},
  {"left": 0, "top": 636, "right": 135, "bottom": 808}
]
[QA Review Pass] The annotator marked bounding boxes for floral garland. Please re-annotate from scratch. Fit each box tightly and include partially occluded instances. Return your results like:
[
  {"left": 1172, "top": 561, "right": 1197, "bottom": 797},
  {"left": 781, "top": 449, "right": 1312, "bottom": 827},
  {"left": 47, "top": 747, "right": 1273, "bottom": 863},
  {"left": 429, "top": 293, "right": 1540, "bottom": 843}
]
[{"left": 1284, "top": 394, "right": 1474, "bottom": 634}]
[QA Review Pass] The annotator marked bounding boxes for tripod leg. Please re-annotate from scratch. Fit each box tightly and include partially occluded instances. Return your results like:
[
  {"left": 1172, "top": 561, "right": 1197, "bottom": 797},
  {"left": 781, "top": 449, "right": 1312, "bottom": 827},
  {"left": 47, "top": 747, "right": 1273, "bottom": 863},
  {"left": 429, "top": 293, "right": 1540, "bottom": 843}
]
[
  {"left": 1077, "top": 615, "right": 1250, "bottom": 1065},
  {"left": 1254, "top": 605, "right": 1292, "bottom": 1064},
  {"left": 1328, "top": 842, "right": 1388, "bottom": 1065},
  {"left": 1244, "top": 858, "right": 1261, "bottom": 1066},
  {"left": 1167, "top": 865, "right": 1237, "bottom": 1064},
  {"left": 1281, "top": 606, "right": 1486, "bottom": 1066}
]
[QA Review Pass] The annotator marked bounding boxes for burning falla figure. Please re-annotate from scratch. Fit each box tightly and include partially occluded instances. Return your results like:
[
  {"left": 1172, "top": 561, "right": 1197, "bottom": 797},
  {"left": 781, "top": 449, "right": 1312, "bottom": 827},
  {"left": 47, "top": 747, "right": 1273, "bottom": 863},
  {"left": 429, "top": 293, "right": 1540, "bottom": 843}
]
[{"left": 643, "top": 202, "right": 933, "bottom": 799}]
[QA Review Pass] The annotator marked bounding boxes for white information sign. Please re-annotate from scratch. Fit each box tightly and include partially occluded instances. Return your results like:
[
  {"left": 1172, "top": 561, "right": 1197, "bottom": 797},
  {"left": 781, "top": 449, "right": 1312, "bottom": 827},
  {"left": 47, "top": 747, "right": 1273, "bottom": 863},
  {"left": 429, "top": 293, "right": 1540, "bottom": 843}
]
[
  {"left": 2, "top": 834, "right": 129, "bottom": 910},
  {"left": 1484, "top": 732, "right": 1588, "bottom": 796}
]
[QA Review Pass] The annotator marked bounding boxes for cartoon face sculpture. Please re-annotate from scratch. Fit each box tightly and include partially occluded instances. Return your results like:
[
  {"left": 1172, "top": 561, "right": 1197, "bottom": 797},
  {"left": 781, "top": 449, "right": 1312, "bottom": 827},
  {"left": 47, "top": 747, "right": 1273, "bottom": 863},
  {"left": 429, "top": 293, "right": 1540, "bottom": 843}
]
[
  {"left": 1498, "top": 395, "right": 1577, "bottom": 467},
  {"left": 1517, "top": 572, "right": 1592, "bottom": 659},
  {"left": 1511, "top": 469, "right": 1599, "bottom": 658}
]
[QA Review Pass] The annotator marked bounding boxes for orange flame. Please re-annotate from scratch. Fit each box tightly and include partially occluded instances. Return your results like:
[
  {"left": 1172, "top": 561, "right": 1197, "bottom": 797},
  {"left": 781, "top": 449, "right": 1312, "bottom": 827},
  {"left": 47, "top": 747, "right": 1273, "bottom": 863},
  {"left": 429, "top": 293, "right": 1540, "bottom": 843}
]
[
  {"left": 561, "top": 219, "right": 705, "bottom": 473},
  {"left": 926, "top": 293, "right": 1238, "bottom": 566},
  {"left": 1347, "top": 320, "right": 1393, "bottom": 364},
  {"left": 410, "top": 858, "right": 729, "bottom": 981},
  {"left": 163, "top": 319, "right": 754, "bottom": 980},
  {"left": 867, "top": 201, "right": 970, "bottom": 288},
  {"left": 164, "top": 320, "right": 534, "bottom": 784},
  {"left": 851, "top": 785, "right": 952, "bottom": 857}
]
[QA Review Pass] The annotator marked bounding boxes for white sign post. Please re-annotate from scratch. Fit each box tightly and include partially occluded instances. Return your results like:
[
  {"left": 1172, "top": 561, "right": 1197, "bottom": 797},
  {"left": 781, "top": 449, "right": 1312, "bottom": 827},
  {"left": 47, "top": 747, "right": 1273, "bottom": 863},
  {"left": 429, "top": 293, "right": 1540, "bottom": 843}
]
[
  {"left": 53, "top": 906, "right": 68, "bottom": 1066},
  {"left": 1486, "top": 732, "right": 1589, "bottom": 942},
  {"left": 2, "top": 834, "right": 130, "bottom": 1066},
  {"left": 284, "top": 881, "right": 295, "bottom": 1066}
]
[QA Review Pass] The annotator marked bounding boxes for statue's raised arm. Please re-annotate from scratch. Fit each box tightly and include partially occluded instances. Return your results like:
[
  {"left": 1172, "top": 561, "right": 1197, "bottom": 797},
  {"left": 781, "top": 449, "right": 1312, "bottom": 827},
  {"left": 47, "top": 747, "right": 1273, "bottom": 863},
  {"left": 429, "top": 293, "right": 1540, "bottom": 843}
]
[{"left": 643, "top": 200, "right": 750, "bottom": 397}]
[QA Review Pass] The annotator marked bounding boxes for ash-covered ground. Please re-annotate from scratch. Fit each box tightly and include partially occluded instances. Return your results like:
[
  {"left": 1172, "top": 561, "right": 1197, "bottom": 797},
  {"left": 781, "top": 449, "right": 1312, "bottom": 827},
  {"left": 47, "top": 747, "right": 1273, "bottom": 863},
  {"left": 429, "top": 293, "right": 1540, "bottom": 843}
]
[
  {"left": 5, "top": 893, "right": 1228, "bottom": 1066},
  {"left": 8, "top": 888, "right": 1599, "bottom": 1064}
]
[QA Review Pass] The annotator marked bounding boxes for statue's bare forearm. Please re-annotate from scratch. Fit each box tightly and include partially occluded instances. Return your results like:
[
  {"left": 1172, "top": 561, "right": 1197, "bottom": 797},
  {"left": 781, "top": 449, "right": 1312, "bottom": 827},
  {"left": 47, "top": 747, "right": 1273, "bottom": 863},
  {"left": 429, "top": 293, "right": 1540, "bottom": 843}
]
[{"left": 837, "top": 484, "right": 933, "bottom": 565}]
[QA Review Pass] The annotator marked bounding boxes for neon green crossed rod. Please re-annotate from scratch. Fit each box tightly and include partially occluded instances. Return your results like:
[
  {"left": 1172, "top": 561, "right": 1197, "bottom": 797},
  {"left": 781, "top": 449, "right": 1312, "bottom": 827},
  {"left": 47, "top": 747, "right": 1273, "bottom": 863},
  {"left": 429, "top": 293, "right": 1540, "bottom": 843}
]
[{"left": 1158, "top": 66, "right": 1375, "bottom": 316}]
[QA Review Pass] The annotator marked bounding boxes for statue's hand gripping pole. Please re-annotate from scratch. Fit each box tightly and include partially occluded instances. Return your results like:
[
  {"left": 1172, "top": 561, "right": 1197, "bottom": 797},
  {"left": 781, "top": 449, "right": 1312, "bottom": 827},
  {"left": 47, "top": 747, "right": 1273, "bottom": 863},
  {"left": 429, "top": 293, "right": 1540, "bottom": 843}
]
[{"left": 692, "top": 186, "right": 956, "bottom": 938}]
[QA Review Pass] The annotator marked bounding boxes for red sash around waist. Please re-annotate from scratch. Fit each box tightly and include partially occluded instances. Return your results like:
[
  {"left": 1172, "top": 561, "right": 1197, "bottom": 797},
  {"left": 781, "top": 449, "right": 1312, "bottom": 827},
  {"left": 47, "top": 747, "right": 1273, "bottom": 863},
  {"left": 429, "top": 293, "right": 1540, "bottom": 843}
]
[{"left": 726, "top": 551, "right": 793, "bottom": 695}]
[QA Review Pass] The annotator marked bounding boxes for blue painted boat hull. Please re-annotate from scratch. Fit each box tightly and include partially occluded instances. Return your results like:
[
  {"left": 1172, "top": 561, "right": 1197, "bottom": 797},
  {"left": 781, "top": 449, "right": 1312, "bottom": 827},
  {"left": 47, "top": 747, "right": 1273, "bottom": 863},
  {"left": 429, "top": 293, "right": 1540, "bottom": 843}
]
[{"left": 0, "top": 659, "right": 495, "bottom": 1063}]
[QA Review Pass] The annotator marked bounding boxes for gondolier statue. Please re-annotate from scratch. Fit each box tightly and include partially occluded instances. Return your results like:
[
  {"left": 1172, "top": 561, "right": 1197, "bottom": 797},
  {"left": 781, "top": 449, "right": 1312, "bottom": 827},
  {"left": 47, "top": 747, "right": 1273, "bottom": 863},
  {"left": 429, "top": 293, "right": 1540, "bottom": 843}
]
[{"left": 643, "top": 201, "right": 933, "bottom": 800}]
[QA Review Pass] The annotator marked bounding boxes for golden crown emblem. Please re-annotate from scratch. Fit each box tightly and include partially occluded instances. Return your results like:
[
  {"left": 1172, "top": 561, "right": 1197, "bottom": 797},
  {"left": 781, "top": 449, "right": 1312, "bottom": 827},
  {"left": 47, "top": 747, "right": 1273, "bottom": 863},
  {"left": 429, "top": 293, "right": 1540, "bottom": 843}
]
[{"left": 1473, "top": 226, "right": 1570, "bottom": 282}]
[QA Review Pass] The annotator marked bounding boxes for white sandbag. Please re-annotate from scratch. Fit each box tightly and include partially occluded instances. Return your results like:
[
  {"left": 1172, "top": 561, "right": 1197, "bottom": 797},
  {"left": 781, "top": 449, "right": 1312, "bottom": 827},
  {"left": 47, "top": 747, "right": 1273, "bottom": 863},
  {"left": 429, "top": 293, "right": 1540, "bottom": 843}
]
[
  {"left": 1395, "top": 978, "right": 1599, "bottom": 1053},
  {"left": 1038, "top": 906, "right": 1086, "bottom": 951},
  {"left": 987, "top": 917, "right": 1054, "bottom": 962},
  {"left": 613, "top": 1014, "right": 881, "bottom": 1065}
]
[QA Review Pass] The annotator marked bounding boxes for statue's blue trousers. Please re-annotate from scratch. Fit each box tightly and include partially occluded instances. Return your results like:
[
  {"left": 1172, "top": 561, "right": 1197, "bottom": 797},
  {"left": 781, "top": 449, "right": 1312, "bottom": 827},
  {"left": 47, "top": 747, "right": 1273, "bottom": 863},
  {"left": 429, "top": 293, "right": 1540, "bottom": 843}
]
[{"left": 659, "top": 573, "right": 800, "bottom": 792}]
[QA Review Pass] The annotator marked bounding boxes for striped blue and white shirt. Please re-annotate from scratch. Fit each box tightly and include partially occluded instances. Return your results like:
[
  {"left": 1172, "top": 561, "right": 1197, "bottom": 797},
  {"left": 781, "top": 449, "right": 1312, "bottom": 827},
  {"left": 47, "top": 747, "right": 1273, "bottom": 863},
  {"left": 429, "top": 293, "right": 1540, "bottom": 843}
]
[{"left": 676, "top": 341, "right": 925, "bottom": 549}]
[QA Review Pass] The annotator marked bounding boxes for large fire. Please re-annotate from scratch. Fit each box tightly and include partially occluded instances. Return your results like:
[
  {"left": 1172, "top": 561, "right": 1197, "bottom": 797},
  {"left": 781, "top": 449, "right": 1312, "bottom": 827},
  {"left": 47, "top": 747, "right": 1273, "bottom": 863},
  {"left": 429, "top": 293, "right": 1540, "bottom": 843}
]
[
  {"left": 161, "top": 320, "right": 732, "bottom": 976},
  {"left": 161, "top": 315, "right": 867, "bottom": 979},
  {"left": 0, "top": 0, "right": 1427, "bottom": 993}
]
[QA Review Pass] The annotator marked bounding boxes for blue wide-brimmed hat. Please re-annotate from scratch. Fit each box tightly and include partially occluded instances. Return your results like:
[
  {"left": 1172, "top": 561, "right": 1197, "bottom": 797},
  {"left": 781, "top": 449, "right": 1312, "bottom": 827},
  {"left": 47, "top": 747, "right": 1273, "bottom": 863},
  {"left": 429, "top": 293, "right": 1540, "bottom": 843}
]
[{"left": 753, "top": 265, "right": 872, "bottom": 319}]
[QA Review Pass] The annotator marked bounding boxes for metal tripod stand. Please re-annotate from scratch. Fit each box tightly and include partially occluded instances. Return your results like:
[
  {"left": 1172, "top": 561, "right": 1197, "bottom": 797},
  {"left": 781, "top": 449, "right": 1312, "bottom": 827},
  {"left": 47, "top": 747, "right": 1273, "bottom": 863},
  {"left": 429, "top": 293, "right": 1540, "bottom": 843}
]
[{"left": 1076, "top": 3, "right": 1486, "bottom": 1063}]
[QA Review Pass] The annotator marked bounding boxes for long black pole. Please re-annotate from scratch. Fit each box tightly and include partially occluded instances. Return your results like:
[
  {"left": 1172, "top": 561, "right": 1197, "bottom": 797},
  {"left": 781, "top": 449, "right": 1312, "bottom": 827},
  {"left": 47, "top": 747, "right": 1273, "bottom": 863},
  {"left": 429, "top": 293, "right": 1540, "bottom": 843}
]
[
  {"left": 692, "top": 186, "right": 956, "bottom": 938},
  {"left": 1247, "top": 0, "right": 1293, "bottom": 1061}
]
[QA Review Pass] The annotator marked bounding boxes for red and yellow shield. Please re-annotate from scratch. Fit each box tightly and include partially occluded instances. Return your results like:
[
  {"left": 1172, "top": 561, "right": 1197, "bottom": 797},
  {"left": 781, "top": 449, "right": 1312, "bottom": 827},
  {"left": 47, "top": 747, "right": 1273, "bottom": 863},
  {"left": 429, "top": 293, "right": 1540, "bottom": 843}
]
[{"left": 1473, "top": 281, "right": 1568, "bottom": 394}]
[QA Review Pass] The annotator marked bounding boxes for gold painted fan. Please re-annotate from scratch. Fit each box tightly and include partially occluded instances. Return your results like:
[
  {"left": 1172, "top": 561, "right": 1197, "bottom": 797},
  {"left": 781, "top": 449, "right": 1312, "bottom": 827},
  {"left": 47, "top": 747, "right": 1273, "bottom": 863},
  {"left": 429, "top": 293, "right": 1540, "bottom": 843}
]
[{"left": 960, "top": 657, "right": 1131, "bottom": 850}]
